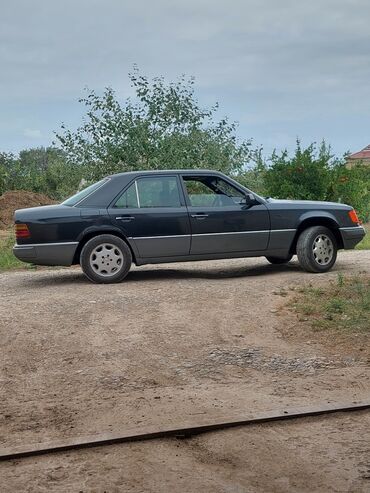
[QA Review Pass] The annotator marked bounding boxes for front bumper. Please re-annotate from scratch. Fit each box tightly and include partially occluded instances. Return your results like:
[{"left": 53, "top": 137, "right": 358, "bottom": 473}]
[
  {"left": 339, "top": 226, "right": 366, "bottom": 249},
  {"left": 13, "top": 242, "right": 78, "bottom": 266}
]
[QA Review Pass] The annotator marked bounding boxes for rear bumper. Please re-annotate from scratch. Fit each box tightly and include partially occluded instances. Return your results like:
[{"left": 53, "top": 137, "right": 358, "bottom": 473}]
[
  {"left": 339, "top": 226, "right": 366, "bottom": 249},
  {"left": 13, "top": 242, "right": 78, "bottom": 266}
]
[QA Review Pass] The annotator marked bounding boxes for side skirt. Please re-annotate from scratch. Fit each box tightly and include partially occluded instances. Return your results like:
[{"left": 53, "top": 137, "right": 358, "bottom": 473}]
[{"left": 135, "top": 249, "right": 292, "bottom": 266}]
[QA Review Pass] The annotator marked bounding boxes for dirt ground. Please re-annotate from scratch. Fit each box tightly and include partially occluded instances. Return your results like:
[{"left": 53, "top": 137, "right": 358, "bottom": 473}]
[{"left": 0, "top": 251, "right": 369, "bottom": 492}]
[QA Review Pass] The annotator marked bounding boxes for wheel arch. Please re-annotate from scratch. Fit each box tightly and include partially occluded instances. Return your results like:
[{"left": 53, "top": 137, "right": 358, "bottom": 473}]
[
  {"left": 289, "top": 213, "right": 343, "bottom": 254},
  {"left": 72, "top": 227, "right": 137, "bottom": 265}
]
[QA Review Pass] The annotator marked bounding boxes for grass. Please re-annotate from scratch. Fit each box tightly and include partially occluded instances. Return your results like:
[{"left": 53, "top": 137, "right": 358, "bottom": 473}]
[
  {"left": 356, "top": 223, "right": 370, "bottom": 250},
  {"left": 0, "top": 232, "right": 28, "bottom": 271},
  {"left": 293, "top": 274, "right": 370, "bottom": 333}
]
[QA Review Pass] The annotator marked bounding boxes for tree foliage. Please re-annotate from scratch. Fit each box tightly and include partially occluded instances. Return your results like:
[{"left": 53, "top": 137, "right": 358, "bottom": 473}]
[
  {"left": 329, "top": 163, "right": 370, "bottom": 221},
  {"left": 0, "top": 147, "right": 83, "bottom": 199},
  {"left": 264, "top": 141, "right": 336, "bottom": 201},
  {"left": 55, "top": 68, "right": 252, "bottom": 180},
  {"left": 235, "top": 148, "right": 268, "bottom": 196},
  {"left": 262, "top": 141, "right": 370, "bottom": 222}
]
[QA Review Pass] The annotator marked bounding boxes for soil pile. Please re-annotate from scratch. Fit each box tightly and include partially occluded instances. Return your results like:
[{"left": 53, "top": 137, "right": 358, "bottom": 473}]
[{"left": 0, "top": 190, "right": 55, "bottom": 228}]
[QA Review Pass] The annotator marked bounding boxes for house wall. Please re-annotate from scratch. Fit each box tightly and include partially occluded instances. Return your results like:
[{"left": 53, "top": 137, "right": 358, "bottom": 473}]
[{"left": 345, "top": 158, "right": 370, "bottom": 169}]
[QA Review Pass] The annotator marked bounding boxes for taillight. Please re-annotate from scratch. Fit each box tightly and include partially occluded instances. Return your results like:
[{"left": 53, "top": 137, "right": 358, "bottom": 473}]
[
  {"left": 15, "top": 223, "right": 31, "bottom": 239},
  {"left": 348, "top": 209, "right": 361, "bottom": 225}
]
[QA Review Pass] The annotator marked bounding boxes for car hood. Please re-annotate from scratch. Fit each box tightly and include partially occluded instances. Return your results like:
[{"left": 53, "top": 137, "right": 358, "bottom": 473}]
[{"left": 266, "top": 198, "right": 352, "bottom": 210}]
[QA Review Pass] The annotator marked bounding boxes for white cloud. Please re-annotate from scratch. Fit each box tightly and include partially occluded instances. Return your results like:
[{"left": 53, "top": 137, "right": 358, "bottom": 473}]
[
  {"left": 23, "top": 128, "right": 42, "bottom": 139},
  {"left": 0, "top": 0, "right": 369, "bottom": 154}
]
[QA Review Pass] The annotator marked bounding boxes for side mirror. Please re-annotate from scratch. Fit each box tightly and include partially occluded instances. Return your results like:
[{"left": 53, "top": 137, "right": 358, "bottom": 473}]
[
  {"left": 241, "top": 193, "right": 256, "bottom": 206},
  {"left": 245, "top": 193, "right": 255, "bottom": 203}
]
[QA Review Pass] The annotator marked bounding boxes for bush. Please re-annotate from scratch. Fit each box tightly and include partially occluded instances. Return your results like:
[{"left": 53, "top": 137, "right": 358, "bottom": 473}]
[
  {"left": 264, "top": 141, "right": 335, "bottom": 201},
  {"left": 0, "top": 147, "right": 84, "bottom": 201},
  {"left": 328, "top": 164, "right": 370, "bottom": 222},
  {"left": 262, "top": 141, "right": 370, "bottom": 222}
]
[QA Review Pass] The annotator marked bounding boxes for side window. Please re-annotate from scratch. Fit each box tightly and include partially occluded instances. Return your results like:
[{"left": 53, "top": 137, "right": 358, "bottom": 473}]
[
  {"left": 137, "top": 176, "right": 181, "bottom": 207},
  {"left": 114, "top": 182, "right": 139, "bottom": 208},
  {"left": 114, "top": 176, "right": 181, "bottom": 208},
  {"left": 183, "top": 176, "right": 245, "bottom": 207}
]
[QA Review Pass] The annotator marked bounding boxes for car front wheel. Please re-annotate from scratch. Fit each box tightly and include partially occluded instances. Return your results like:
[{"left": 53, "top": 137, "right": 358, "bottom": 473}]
[
  {"left": 80, "top": 234, "right": 132, "bottom": 283},
  {"left": 297, "top": 226, "right": 337, "bottom": 273}
]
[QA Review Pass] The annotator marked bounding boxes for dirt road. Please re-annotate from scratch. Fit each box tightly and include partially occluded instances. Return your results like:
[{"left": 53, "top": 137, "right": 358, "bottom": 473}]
[{"left": 1, "top": 251, "right": 369, "bottom": 492}]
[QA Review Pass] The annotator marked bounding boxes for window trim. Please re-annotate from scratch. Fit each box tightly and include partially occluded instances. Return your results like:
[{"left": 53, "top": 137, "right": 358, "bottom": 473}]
[{"left": 134, "top": 180, "right": 141, "bottom": 208}]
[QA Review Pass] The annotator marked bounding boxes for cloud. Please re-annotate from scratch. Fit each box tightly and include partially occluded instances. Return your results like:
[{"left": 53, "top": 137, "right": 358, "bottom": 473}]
[
  {"left": 23, "top": 129, "right": 42, "bottom": 139},
  {"left": 1, "top": 0, "right": 369, "bottom": 154}
]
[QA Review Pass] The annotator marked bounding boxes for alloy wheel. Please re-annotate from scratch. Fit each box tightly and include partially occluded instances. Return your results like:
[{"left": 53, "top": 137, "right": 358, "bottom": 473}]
[
  {"left": 312, "top": 234, "right": 334, "bottom": 266},
  {"left": 89, "top": 243, "right": 124, "bottom": 277}
]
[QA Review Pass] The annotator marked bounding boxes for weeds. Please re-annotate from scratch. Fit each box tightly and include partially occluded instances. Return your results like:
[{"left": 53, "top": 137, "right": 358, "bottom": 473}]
[
  {"left": 0, "top": 233, "right": 39, "bottom": 272},
  {"left": 356, "top": 224, "right": 370, "bottom": 250},
  {"left": 293, "top": 274, "right": 370, "bottom": 333},
  {"left": 0, "top": 232, "right": 25, "bottom": 271}
]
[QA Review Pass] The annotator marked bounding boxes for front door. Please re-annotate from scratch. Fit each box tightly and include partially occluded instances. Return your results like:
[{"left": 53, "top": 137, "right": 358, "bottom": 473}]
[
  {"left": 108, "top": 175, "right": 191, "bottom": 258},
  {"left": 181, "top": 174, "right": 270, "bottom": 255}
]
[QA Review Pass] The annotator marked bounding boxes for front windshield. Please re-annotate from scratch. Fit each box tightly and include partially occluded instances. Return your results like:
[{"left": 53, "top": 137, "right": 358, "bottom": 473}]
[{"left": 62, "top": 178, "right": 109, "bottom": 206}]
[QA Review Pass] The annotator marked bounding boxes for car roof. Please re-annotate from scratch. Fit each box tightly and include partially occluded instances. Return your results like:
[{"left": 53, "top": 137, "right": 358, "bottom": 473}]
[{"left": 108, "top": 169, "right": 226, "bottom": 178}]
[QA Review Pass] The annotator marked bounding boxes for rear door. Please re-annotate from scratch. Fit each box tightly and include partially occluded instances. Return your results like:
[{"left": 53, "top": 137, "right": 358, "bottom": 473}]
[
  {"left": 181, "top": 174, "right": 270, "bottom": 254},
  {"left": 108, "top": 175, "right": 191, "bottom": 258}
]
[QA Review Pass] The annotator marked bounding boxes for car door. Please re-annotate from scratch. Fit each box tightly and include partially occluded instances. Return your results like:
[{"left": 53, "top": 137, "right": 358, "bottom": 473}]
[
  {"left": 108, "top": 175, "right": 191, "bottom": 258},
  {"left": 181, "top": 174, "right": 270, "bottom": 255}
]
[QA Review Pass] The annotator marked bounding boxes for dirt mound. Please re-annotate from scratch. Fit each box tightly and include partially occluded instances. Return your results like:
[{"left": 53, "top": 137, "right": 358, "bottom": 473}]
[{"left": 0, "top": 190, "right": 56, "bottom": 228}]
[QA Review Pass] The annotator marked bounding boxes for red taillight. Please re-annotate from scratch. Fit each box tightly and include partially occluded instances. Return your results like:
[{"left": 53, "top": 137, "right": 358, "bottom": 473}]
[
  {"left": 15, "top": 223, "right": 31, "bottom": 239},
  {"left": 348, "top": 209, "right": 361, "bottom": 225}
]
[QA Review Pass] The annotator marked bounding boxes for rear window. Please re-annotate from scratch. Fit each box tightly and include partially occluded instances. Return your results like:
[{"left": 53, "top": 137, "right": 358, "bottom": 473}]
[{"left": 62, "top": 179, "right": 109, "bottom": 206}]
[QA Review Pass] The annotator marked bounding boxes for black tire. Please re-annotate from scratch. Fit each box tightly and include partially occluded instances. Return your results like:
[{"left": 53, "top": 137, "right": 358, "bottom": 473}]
[
  {"left": 80, "top": 234, "right": 132, "bottom": 283},
  {"left": 266, "top": 255, "right": 293, "bottom": 265},
  {"left": 296, "top": 226, "right": 337, "bottom": 273}
]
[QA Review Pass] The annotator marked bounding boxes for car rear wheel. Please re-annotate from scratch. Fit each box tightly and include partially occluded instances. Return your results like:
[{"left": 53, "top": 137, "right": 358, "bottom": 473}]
[
  {"left": 80, "top": 234, "right": 132, "bottom": 283},
  {"left": 297, "top": 226, "right": 337, "bottom": 273},
  {"left": 266, "top": 255, "right": 293, "bottom": 265}
]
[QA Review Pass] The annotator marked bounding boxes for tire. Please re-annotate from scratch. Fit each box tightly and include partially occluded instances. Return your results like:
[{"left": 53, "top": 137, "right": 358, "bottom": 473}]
[
  {"left": 296, "top": 226, "right": 337, "bottom": 273},
  {"left": 80, "top": 234, "right": 132, "bottom": 283},
  {"left": 266, "top": 255, "right": 293, "bottom": 265}
]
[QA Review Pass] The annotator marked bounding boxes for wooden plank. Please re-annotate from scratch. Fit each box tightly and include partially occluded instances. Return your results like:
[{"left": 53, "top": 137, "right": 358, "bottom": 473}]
[{"left": 1, "top": 401, "right": 369, "bottom": 461}]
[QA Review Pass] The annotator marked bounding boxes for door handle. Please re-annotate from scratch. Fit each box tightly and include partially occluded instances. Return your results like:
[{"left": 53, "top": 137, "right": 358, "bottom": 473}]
[
  {"left": 116, "top": 216, "right": 135, "bottom": 221},
  {"left": 191, "top": 213, "right": 209, "bottom": 219}
]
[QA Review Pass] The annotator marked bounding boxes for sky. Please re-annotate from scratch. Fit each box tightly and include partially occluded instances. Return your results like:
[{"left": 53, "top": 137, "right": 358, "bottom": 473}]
[{"left": 1, "top": 0, "right": 370, "bottom": 158}]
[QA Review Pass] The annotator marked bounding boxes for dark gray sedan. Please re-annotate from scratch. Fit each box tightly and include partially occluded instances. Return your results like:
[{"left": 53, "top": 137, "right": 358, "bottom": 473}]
[{"left": 13, "top": 170, "right": 366, "bottom": 283}]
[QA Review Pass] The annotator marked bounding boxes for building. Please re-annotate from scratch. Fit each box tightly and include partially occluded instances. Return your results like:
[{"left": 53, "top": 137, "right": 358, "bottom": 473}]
[{"left": 346, "top": 144, "right": 370, "bottom": 168}]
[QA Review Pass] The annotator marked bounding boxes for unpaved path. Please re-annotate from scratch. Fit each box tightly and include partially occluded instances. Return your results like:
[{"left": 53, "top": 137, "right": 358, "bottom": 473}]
[{"left": 0, "top": 251, "right": 369, "bottom": 492}]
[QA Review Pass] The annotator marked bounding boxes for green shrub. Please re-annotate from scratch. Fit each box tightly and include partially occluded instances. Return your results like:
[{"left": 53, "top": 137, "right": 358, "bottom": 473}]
[
  {"left": 262, "top": 141, "right": 370, "bottom": 222},
  {"left": 328, "top": 164, "right": 370, "bottom": 222},
  {"left": 0, "top": 233, "right": 23, "bottom": 271},
  {"left": 264, "top": 141, "right": 336, "bottom": 201},
  {"left": 0, "top": 147, "right": 84, "bottom": 201}
]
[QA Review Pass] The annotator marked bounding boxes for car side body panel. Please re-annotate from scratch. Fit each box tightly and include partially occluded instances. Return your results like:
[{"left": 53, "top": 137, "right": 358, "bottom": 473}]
[{"left": 109, "top": 206, "right": 192, "bottom": 258}]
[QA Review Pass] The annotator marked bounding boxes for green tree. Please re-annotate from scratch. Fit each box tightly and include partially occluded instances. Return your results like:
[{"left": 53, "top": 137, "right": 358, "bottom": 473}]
[
  {"left": 235, "top": 147, "right": 268, "bottom": 196},
  {"left": 328, "top": 163, "right": 370, "bottom": 222},
  {"left": 0, "top": 153, "right": 15, "bottom": 195},
  {"left": 0, "top": 147, "right": 83, "bottom": 200},
  {"left": 55, "top": 68, "right": 252, "bottom": 181},
  {"left": 264, "top": 141, "right": 338, "bottom": 201},
  {"left": 262, "top": 141, "right": 370, "bottom": 222}
]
